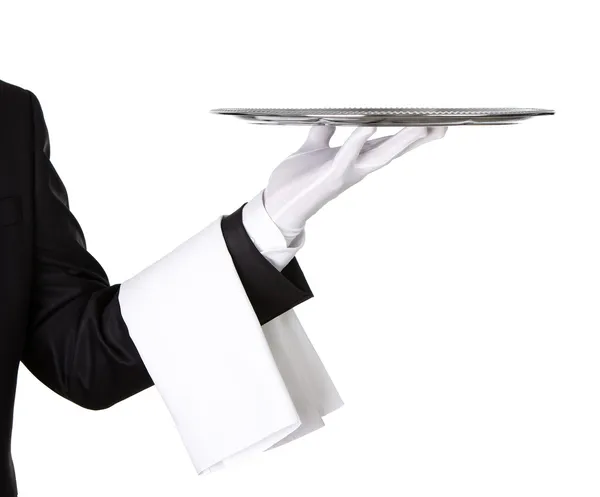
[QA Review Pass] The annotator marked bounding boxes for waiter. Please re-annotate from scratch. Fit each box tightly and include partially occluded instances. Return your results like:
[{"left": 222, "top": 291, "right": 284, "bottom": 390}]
[{"left": 0, "top": 78, "right": 446, "bottom": 496}]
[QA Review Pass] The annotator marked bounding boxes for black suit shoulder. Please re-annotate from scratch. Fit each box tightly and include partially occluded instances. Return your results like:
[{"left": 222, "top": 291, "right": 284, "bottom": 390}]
[
  {"left": 0, "top": 78, "right": 30, "bottom": 96},
  {"left": 0, "top": 79, "right": 48, "bottom": 148},
  {"left": 0, "top": 79, "right": 32, "bottom": 115},
  {"left": 0, "top": 80, "right": 37, "bottom": 201}
]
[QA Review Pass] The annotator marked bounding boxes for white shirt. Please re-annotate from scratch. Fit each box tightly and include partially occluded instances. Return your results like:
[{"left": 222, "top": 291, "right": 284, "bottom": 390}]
[{"left": 241, "top": 190, "right": 304, "bottom": 271}]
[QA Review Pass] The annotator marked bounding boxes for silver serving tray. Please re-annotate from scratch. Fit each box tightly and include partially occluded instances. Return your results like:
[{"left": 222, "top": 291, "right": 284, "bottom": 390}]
[{"left": 210, "top": 107, "right": 554, "bottom": 126}]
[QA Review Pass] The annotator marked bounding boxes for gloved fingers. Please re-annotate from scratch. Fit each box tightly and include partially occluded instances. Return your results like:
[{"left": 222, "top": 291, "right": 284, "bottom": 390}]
[
  {"left": 357, "top": 126, "right": 428, "bottom": 171},
  {"left": 361, "top": 134, "right": 395, "bottom": 151},
  {"left": 297, "top": 125, "right": 336, "bottom": 152},
  {"left": 327, "top": 134, "right": 391, "bottom": 155},
  {"left": 429, "top": 126, "right": 448, "bottom": 140},
  {"left": 332, "top": 126, "right": 377, "bottom": 170},
  {"left": 361, "top": 127, "right": 445, "bottom": 151},
  {"left": 391, "top": 126, "right": 448, "bottom": 157}
]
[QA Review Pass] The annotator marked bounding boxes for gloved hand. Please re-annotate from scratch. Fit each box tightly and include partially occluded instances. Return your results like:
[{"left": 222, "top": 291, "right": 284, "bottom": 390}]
[{"left": 263, "top": 125, "right": 448, "bottom": 244}]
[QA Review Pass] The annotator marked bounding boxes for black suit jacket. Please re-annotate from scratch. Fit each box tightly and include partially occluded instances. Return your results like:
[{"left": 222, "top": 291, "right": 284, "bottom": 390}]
[{"left": 0, "top": 80, "right": 312, "bottom": 497}]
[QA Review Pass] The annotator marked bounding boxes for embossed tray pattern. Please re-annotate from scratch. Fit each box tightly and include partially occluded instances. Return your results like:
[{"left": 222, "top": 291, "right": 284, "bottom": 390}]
[{"left": 210, "top": 107, "right": 554, "bottom": 126}]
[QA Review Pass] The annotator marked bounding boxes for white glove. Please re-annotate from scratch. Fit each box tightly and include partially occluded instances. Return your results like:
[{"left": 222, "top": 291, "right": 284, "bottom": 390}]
[{"left": 263, "top": 125, "right": 448, "bottom": 244}]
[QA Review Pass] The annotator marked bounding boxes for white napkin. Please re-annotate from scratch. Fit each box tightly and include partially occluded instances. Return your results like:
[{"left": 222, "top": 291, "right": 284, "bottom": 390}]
[{"left": 118, "top": 217, "right": 342, "bottom": 474}]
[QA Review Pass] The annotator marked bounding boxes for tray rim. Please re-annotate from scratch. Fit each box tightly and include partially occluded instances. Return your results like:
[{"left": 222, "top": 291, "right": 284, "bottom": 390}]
[
  {"left": 209, "top": 107, "right": 555, "bottom": 126},
  {"left": 211, "top": 107, "right": 555, "bottom": 116}
]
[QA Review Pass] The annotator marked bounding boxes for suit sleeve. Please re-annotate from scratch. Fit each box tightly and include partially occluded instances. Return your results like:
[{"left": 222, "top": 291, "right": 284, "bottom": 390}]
[
  {"left": 22, "top": 91, "right": 342, "bottom": 474},
  {"left": 21, "top": 91, "right": 313, "bottom": 409}
]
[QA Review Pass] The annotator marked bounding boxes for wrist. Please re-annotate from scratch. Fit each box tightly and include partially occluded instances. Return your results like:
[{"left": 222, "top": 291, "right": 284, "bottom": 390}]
[{"left": 263, "top": 196, "right": 310, "bottom": 244}]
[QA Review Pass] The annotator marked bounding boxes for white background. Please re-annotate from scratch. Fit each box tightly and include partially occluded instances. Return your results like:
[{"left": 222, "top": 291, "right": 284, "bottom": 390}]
[{"left": 1, "top": 1, "right": 599, "bottom": 496}]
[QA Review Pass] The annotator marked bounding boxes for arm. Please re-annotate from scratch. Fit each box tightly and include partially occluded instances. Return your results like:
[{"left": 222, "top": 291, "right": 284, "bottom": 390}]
[{"left": 21, "top": 91, "right": 312, "bottom": 410}]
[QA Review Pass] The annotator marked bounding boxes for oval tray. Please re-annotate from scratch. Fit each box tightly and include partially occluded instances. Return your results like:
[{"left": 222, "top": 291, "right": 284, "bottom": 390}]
[{"left": 210, "top": 107, "right": 554, "bottom": 126}]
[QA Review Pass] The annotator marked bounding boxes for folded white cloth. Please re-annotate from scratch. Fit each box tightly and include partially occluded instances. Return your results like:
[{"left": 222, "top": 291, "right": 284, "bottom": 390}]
[{"left": 118, "top": 217, "right": 342, "bottom": 474}]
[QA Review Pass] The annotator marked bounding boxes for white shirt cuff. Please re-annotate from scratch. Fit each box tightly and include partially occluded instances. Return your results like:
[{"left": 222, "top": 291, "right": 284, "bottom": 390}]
[{"left": 242, "top": 190, "right": 305, "bottom": 272}]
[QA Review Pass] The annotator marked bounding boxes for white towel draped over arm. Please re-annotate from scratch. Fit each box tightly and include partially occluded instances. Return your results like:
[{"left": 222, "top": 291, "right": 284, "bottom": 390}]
[{"left": 117, "top": 217, "right": 342, "bottom": 474}]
